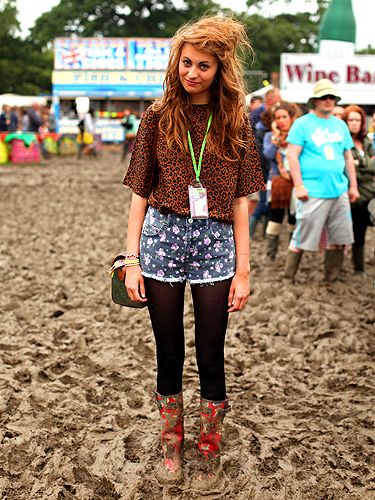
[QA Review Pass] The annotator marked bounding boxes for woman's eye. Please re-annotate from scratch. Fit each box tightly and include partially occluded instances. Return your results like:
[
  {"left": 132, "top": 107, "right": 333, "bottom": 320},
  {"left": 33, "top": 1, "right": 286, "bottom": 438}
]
[{"left": 201, "top": 64, "right": 208, "bottom": 70}]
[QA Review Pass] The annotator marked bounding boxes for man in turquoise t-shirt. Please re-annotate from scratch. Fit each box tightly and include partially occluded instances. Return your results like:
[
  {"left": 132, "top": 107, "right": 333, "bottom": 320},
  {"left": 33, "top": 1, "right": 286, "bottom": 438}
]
[{"left": 284, "top": 79, "right": 359, "bottom": 283}]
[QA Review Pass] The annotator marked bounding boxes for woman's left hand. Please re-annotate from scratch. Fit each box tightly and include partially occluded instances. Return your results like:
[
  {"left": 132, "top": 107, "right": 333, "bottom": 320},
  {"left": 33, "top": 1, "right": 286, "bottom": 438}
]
[{"left": 227, "top": 272, "right": 250, "bottom": 313}]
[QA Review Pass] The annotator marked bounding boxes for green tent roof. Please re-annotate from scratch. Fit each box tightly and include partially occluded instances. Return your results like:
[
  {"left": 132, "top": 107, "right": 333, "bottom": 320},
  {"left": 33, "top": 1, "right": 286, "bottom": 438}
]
[{"left": 318, "top": 0, "right": 356, "bottom": 44}]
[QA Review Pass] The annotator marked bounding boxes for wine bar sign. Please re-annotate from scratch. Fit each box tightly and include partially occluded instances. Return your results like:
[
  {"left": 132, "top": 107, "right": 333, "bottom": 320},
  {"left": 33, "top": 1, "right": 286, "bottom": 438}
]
[{"left": 280, "top": 53, "right": 375, "bottom": 104}]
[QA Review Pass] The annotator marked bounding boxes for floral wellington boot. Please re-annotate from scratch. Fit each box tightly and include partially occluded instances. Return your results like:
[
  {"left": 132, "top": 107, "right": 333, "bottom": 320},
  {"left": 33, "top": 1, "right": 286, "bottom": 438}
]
[
  {"left": 191, "top": 397, "right": 231, "bottom": 490},
  {"left": 154, "top": 391, "right": 184, "bottom": 484}
]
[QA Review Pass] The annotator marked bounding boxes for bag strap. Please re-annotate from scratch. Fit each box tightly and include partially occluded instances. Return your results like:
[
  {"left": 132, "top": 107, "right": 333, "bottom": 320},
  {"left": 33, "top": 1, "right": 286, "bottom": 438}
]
[
  {"left": 148, "top": 113, "right": 160, "bottom": 197},
  {"left": 109, "top": 255, "right": 126, "bottom": 276}
]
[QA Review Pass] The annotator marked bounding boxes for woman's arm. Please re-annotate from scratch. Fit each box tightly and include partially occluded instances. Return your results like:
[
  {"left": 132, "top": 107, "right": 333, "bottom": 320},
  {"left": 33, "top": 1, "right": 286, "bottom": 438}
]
[
  {"left": 228, "top": 196, "right": 250, "bottom": 313},
  {"left": 263, "top": 132, "right": 278, "bottom": 160},
  {"left": 288, "top": 143, "right": 309, "bottom": 201},
  {"left": 343, "top": 149, "right": 359, "bottom": 204},
  {"left": 125, "top": 193, "right": 149, "bottom": 303}
]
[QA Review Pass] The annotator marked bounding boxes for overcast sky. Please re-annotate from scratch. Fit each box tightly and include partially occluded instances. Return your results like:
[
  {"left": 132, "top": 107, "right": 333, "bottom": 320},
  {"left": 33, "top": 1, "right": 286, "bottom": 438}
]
[{"left": 16, "top": 0, "right": 372, "bottom": 51}]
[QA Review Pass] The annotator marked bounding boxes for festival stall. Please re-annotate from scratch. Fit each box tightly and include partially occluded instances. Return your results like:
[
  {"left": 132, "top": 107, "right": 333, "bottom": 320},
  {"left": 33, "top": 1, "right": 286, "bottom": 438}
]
[{"left": 52, "top": 38, "right": 170, "bottom": 141}]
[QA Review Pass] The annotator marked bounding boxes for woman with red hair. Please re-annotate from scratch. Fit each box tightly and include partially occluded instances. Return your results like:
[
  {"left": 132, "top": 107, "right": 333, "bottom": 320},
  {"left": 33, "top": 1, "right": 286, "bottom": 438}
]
[{"left": 342, "top": 105, "right": 374, "bottom": 276}]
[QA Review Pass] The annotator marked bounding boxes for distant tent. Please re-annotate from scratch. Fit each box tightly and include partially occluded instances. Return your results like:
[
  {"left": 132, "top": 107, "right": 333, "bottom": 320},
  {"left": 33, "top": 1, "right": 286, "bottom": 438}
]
[
  {"left": 245, "top": 85, "right": 273, "bottom": 106},
  {"left": 0, "top": 94, "right": 48, "bottom": 108}
]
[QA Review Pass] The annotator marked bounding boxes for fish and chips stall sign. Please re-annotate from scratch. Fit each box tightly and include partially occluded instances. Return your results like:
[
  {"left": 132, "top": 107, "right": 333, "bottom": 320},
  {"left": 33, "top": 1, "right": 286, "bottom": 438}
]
[
  {"left": 52, "top": 37, "right": 171, "bottom": 139},
  {"left": 54, "top": 38, "right": 170, "bottom": 70},
  {"left": 280, "top": 53, "right": 375, "bottom": 105}
]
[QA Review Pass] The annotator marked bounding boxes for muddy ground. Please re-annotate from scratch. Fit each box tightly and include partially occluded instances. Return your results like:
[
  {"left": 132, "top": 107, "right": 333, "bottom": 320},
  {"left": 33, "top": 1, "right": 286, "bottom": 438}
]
[{"left": 0, "top": 149, "right": 374, "bottom": 500}]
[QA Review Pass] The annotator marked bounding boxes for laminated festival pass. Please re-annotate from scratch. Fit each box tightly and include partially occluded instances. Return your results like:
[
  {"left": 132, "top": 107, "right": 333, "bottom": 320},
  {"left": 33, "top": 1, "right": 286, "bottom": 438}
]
[{"left": 189, "top": 183, "right": 208, "bottom": 218}]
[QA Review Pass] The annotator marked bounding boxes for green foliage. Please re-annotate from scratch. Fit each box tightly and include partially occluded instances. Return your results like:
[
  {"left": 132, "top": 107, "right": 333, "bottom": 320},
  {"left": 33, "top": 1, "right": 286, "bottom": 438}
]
[
  {"left": 30, "top": 0, "right": 221, "bottom": 47},
  {"left": 0, "top": 0, "right": 19, "bottom": 35},
  {"left": 0, "top": 0, "right": 332, "bottom": 95},
  {"left": 238, "top": 10, "right": 318, "bottom": 90},
  {"left": 0, "top": 36, "right": 53, "bottom": 94},
  {"left": 0, "top": 0, "right": 53, "bottom": 94},
  {"left": 357, "top": 47, "right": 375, "bottom": 55}
]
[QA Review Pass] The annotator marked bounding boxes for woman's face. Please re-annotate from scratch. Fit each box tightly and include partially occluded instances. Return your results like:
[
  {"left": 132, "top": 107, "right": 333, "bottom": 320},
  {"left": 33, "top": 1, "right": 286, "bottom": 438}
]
[
  {"left": 275, "top": 109, "right": 292, "bottom": 132},
  {"left": 347, "top": 111, "right": 362, "bottom": 135},
  {"left": 179, "top": 43, "right": 218, "bottom": 104}
]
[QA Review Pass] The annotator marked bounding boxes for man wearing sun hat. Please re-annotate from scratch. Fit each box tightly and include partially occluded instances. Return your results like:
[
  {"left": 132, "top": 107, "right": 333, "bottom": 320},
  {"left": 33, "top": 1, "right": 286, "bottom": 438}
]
[{"left": 283, "top": 78, "right": 359, "bottom": 283}]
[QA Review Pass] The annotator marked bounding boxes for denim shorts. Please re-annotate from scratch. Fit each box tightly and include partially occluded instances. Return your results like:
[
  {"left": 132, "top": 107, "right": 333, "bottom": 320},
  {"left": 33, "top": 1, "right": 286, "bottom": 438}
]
[{"left": 140, "top": 206, "right": 236, "bottom": 284}]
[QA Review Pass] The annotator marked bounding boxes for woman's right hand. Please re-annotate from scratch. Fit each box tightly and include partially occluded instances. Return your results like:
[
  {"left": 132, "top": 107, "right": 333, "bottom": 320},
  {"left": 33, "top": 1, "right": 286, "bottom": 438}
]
[
  {"left": 125, "top": 265, "right": 147, "bottom": 304},
  {"left": 271, "top": 121, "right": 279, "bottom": 135}
]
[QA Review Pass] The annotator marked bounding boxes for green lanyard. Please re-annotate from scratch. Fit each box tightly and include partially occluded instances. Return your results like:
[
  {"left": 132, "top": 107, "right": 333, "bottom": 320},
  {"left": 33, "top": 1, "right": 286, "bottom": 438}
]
[{"left": 187, "top": 113, "right": 212, "bottom": 183}]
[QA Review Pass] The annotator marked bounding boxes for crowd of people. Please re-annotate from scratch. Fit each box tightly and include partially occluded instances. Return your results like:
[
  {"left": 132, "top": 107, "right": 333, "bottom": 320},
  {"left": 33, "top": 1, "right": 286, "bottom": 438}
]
[
  {"left": 0, "top": 102, "right": 56, "bottom": 134},
  {"left": 248, "top": 80, "right": 375, "bottom": 281}
]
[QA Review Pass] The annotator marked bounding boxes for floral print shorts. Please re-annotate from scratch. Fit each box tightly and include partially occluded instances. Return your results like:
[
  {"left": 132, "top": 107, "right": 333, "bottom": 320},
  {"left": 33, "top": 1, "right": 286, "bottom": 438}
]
[{"left": 140, "top": 206, "right": 236, "bottom": 284}]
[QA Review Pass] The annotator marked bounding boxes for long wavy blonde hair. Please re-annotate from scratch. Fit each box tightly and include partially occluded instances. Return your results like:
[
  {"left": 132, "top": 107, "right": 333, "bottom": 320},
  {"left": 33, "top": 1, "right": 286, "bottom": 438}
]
[{"left": 154, "top": 15, "right": 253, "bottom": 161}]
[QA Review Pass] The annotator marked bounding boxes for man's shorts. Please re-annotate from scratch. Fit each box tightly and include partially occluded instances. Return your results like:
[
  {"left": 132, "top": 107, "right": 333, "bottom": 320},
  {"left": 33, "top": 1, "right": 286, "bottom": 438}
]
[
  {"left": 247, "top": 192, "right": 260, "bottom": 202},
  {"left": 290, "top": 192, "right": 354, "bottom": 251},
  {"left": 140, "top": 206, "right": 236, "bottom": 284}
]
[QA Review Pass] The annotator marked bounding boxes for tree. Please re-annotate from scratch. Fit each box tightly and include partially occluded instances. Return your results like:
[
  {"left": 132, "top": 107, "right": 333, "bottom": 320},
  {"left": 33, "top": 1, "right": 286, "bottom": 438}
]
[
  {"left": 30, "top": 0, "right": 221, "bottom": 48},
  {"left": 0, "top": 0, "right": 19, "bottom": 35},
  {"left": 0, "top": 0, "right": 53, "bottom": 94},
  {"left": 244, "top": 12, "right": 318, "bottom": 71}
]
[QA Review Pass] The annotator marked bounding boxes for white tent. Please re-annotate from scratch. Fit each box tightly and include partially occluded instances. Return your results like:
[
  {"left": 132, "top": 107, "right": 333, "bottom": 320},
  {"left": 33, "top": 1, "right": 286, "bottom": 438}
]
[
  {"left": 0, "top": 94, "right": 48, "bottom": 109},
  {"left": 245, "top": 85, "right": 273, "bottom": 106}
]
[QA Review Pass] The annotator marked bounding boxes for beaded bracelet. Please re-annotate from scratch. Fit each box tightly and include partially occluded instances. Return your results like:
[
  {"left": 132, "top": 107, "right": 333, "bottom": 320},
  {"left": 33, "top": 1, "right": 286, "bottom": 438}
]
[{"left": 124, "top": 257, "right": 140, "bottom": 267}]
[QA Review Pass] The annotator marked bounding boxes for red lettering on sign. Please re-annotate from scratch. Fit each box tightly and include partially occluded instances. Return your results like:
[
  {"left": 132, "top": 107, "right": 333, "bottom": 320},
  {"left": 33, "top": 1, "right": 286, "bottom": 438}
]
[
  {"left": 346, "top": 66, "right": 374, "bottom": 83},
  {"left": 329, "top": 71, "right": 339, "bottom": 83},
  {"left": 362, "top": 72, "right": 371, "bottom": 83},
  {"left": 315, "top": 71, "right": 327, "bottom": 81},
  {"left": 286, "top": 64, "right": 305, "bottom": 82},
  {"left": 347, "top": 66, "right": 359, "bottom": 83}
]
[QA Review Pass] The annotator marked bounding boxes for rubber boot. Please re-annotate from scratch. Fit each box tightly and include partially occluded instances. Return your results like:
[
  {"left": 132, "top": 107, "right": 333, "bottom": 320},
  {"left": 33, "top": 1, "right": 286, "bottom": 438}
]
[
  {"left": 249, "top": 216, "right": 259, "bottom": 240},
  {"left": 191, "top": 397, "right": 231, "bottom": 491},
  {"left": 283, "top": 250, "right": 302, "bottom": 283},
  {"left": 265, "top": 221, "right": 282, "bottom": 260},
  {"left": 352, "top": 246, "right": 366, "bottom": 278},
  {"left": 324, "top": 248, "right": 344, "bottom": 282},
  {"left": 155, "top": 391, "right": 184, "bottom": 484},
  {"left": 262, "top": 216, "right": 269, "bottom": 238}
]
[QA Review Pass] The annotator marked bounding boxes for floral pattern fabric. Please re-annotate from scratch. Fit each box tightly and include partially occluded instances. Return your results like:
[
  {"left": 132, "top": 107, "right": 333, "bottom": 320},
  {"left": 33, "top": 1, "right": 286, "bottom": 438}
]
[{"left": 140, "top": 207, "right": 236, "bottom": 284}]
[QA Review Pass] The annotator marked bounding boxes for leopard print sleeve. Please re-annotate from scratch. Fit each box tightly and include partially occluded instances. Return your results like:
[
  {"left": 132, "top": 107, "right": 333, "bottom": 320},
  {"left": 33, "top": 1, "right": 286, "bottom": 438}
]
[
  {"left": 123, "top": 106, "right": 158, "bottom": 197},
  {"left": 235, "top": 114, "right": 265, "bottom": 197}
]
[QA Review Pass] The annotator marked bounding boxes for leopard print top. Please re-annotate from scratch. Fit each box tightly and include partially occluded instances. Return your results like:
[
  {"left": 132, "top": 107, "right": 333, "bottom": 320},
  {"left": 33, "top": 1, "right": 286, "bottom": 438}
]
[{"left": 123, "top": 104, "right": 264, "bottom": 223}]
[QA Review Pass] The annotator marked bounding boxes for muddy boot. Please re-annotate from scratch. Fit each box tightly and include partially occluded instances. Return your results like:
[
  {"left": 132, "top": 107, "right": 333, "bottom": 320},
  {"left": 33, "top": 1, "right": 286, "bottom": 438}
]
[
  {"left": 283, "top": 249, "right": 302, "bottom": 283},
  {"left": 265, "top": 221, "right": 282, "bottom": 260},
  {"left": 249, "top": 216, "right": 259, "bottom": 240},
  {"left": 266, "top": 234, "right": 279, "bottom": 260},
  {"left": 352, "top": 246, "right": 366, "bottom": 277},
  {"left": 154, "top": 391, "right": 184, "bottom": 484},
  {"left": 324, "top": 248, "right": 344, "bottom": 282},
  {"left": 262, "top": 216, "right": 269, "bottom": 238},
  {"left": 191, "top": 397, "right": 231, "bottom": 492}
]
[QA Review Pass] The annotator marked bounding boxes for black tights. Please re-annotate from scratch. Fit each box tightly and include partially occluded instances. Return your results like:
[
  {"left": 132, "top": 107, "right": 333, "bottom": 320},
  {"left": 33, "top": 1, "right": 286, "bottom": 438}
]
[
  {"left": 269, "top": 207, "right": 295, "bottom": 225},
  {"left": 144, "top": 277, "right": 231, "bottom": 401},
  {"left": 352, "top": 202, "right": 371, "bottom": 247}
]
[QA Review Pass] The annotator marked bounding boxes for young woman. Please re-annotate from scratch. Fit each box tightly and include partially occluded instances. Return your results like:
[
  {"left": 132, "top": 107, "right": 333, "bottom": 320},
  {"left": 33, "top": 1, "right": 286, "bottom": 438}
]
[
  {"left": 342, "top": 105, "right": 374, "bottom": 276},
  {"left": 263, "top": 102, "right": 301, "bottom": 259},
  {"left": 122, "top": 15, "right": 263, "bottom": 488}
]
